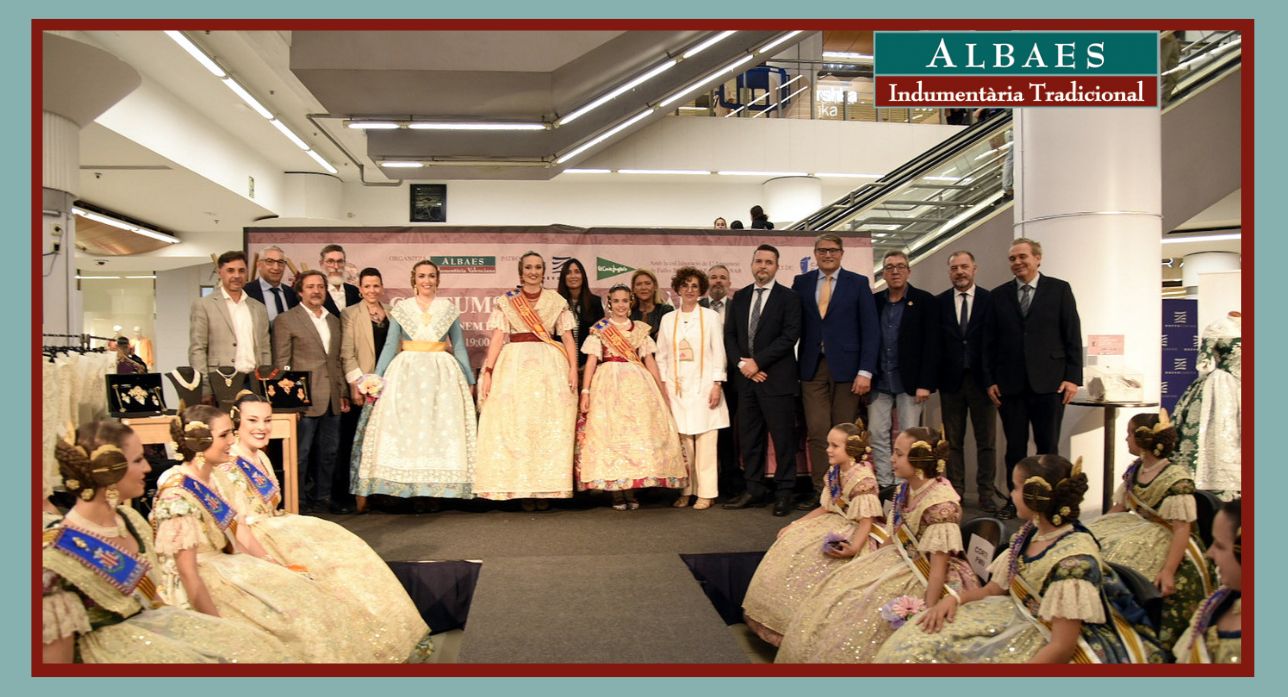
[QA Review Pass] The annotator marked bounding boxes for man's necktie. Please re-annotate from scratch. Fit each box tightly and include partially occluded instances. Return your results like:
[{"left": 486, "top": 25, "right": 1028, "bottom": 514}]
[
  {"left": 749, "top": 288, "right": 766, "bottom": 350},
  {"left": 819, "top": 275, "right": 832, "bottom": 318},
  {"left": 269, "top": 287, "right": 285, "bottom": 314},
  {"left": 959, "top": 292, "right": 970, "bottom": 362},
  {"left": 1019, "top": 284, "right": 1033, "bottom": 317}
]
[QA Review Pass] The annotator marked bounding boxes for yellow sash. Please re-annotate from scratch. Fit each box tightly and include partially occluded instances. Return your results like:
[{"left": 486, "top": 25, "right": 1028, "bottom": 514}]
[
  {"left": 1124, "top": 486, "right": 1215, "bottom": 596},
  {"left": 669, "top": 309, "right": 704, "bottom": 396},
  {"left": 507, "top": 290, "right": 564, "bottom": 352},
  {"left": 594, "top": 319, "right": 645, "bottom": 368},
  {"left": 892, "top": 523, "right": 960, "bottom": 601},
  {"left": 1008, "top": 569, "right": 1101, "bottom": 664}
]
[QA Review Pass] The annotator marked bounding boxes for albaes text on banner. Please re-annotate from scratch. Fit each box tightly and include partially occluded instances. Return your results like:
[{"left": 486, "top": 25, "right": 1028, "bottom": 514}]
[{"left": 877, "top": 75, "right": 1158, "bottom": 107}]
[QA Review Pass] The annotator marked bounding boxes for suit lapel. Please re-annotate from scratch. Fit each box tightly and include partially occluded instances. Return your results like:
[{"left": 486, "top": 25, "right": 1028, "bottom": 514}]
[
  {"left": 211, "top": 293, "right": 235, "bottom": 333},
  {"left": 297, "top": 307, "right": 327, "bottom": 355},
  {"left": 966, "top": 289, "right": 986, "bottom": 335}
]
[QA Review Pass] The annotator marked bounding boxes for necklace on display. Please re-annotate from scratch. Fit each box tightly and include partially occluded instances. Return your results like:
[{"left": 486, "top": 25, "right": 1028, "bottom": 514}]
[
  {"left": 212, "top": 367, "right": 238, "bottom": 388},
  {"left": 65, "top": 509, "right": 124, "bottom": 538},
  {"left": 171, "top": 368, "right": 201, "bottom": 391}
]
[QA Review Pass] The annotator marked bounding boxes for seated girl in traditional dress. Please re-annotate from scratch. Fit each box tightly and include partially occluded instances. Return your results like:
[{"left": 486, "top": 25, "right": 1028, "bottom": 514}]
[
  {"left": 214, "top": 392, "right": 433, "bottom": 661},
  {"left": 1087, "top": 409, "right": 1213, "bottom": 646},
  {"left": 151, "top": 405, "right": 403, "bottom": 662},
  {"left": 43, "top": 419, "right": 286, "bottom": 663},
  {"left": 875, "top": 454, "right": 1166, "bottom": 664},
  {"left": 776, "top": 427, "right": 979, "bottom": 663},
  {"left": 742, "top": 420, "right": 883, "bottom": 647},
  {"left": 1173, "top": 497, "right": 1242, "bottom": 664},
  {"left": 578, "top": 284, "right": 687, "bottom": 510}
]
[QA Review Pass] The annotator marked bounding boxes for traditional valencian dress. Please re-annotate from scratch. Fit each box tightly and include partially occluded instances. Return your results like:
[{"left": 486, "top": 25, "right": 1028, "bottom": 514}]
[
  {"left": 875, "top": 522, "right": 1166, "bottom": 664},
  {"left": 1173, "top": 588, "right": 1241, "bottom": 664},
  {"left": 775, "top": 477, "right": 980, "bottom": 663},
  {"left": 1172, "top": 314, "right": 1241, "bottom": 498},
  {"left": 1086, "top": 459, "right": 1214, "bottom": 646},
  {"left": 42, "top": 505, "right": 287, "bottom": 663},
  {"left": 577, "top": 319, "right": 687, "bottom": 491},
  {"left": 742, "top": 456, "right": 883, "bottom": 646},
  {"left": 474, "top": 289, "right": 577, "bottom": 500},
  {"left": 152, "top": 465, "right": 400, "bottom": 662},
  {"left": 354, "top": 296, "right": 476, "bottom": 498},
  {"left": 214, "top": 443, "right": 433, "bottom": 660}
]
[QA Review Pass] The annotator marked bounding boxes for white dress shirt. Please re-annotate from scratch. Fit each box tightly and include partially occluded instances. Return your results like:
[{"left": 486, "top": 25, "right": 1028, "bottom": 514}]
[
  {"left": 221, "top": 285, "right": 257, "bottom": 373},
  {"left": 305, "top": 305, "right": 332, "bottom": 350},
  {"left": 328, "top": 284, "right": 348, "bottom": 312},
  {"left": 955, "top": 284, "right": 977, "bottom": 324}
]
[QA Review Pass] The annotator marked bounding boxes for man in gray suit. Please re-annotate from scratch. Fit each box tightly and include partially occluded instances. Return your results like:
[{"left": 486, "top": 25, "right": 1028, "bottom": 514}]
[
  {"left": 188, "top": 250, "right": 271, "bottom": 391},
  {"left": 273, "top": 269, "right": 351, "bottom": 514}
]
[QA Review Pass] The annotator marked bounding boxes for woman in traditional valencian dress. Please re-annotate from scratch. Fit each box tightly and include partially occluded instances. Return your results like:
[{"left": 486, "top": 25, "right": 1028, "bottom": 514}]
[
  {"left": 1172, "top": 311, "right": 1241, "bottom": 499},
  {"left": 655, "top": 267, "right": 728, "bottom": 510},
  {"left": 578, "top": 284, "right": 687, "bottom": 510},
  {"left": 354, "top": 259, "right": 476, "bottom": 503},
  {"left": 775, "top": 427, "right": 979, "bottom": 663},
  {"left": 1173, "top": 498, "right": 1241, "bottom": 664},
  {"left": 214, "top": 392, "right": 433, "bottom": 661},
  {"left": 1086, "top": 410, "right": 1213, "bottom": 647},
  {"left": 151, "top": 405, "right": 400, "bottom": 662},
  {"left": 742, "top": 420, "right": 883, "bottom": 647},
  {"left": 43, "top": 419, "right": 286, "bottom": 663},
  {"left": 475, "top": 251, "right": 579, "bottom": 509},
  {"left": 875, "top": 454, "right": 1166, "bottom": 664}
]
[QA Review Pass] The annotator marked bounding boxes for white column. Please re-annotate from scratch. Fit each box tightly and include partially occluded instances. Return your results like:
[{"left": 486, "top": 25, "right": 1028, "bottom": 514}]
[
  {"left": 1013, "top": 106, "right": 1162, "bottom": 511},
  {"left": 762, "top": 176, "right": 821, "bottom": 228}
]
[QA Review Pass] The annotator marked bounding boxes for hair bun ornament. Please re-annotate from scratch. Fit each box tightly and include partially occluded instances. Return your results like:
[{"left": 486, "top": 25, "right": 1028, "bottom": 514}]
[
  {"left": 1023, "top": 475, "right": 1053, "bottom": 501},
  {"left": 1154, "top": 407, "right": 1173, "bottom": 432},
  {"left": 936, "top": 458, "right": 947, "bottom": 476},
  {"left": 1070, "top": 456, "right": 1084, "bottom": 479},
  {"left": 184, "top": 421, "right": 209, "bottom": 433}
]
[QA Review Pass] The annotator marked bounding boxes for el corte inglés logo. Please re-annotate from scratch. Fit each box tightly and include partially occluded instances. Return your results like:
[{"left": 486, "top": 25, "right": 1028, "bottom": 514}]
[{"left": 597, "top": 257, "right": 635, "bottom": 280}]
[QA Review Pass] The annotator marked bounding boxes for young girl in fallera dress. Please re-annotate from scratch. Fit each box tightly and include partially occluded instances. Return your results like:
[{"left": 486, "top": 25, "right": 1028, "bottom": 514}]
[
  {"left": 214, "top": 392, "right": 433, "bottom": 661},
  {"left": 1173, "top": 498, "right": 1242, "bottom": 664},
  {"left": 1086, "top": 409, "right": 1214, "bottom": 646},
  {"left": 577, "top": 284, "right": 687, "bottom": 510},
  {"left": 741, "top": 420, "right": 883, "bottom": 646},
  {"left": 775, "top": 427, "right": 979, "bottom": 663},
  {"left": 875, "top": 454, "right": 1166, "bottom": 664}
]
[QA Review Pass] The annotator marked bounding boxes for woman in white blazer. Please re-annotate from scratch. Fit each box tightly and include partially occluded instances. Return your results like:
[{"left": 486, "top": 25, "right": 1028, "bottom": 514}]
[{"left": 655, "top": 267, "right": 730, "bottom": 510}]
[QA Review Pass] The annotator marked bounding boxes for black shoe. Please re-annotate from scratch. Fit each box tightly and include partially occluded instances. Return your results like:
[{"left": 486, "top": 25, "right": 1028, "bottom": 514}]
[
  {"left": 328, "top": 501, "right": 354, "bottom": 515},
  {"left": 796, "top": 498, "right": 820, "bottom": 511},
  {"left": 997, "top": 501, "right": 1017, "bottom": 520},
  {"left": 772, "top": 497, "right": 793, "bottom": 517},
  {"left": 978, "top": 499, "right": 1001, "bottom": 515},
  {"left": 722, "top": 492, "right": 764, "bottom": 509}
]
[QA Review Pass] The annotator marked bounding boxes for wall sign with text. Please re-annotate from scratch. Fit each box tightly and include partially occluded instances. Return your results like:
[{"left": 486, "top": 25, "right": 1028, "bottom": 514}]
[{"left": 874, "top": 31, "right": 1160, "bottom": 107}]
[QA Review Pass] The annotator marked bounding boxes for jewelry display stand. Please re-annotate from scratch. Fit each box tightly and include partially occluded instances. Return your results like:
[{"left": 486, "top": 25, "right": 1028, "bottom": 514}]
[
  {"left": 207, "top": 367, "right": 249, "bottom": 409},
  {"left": 165, "top": 367, "right": 203, "bottom": 409},
  {"left": 106, "top": 373, "right": 166, "bottom": 417}
]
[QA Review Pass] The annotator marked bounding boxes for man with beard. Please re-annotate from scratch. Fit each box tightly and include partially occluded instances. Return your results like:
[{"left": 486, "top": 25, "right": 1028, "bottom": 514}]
[{"left": 319, "top": 244, "right": 361, "bottom": 317}]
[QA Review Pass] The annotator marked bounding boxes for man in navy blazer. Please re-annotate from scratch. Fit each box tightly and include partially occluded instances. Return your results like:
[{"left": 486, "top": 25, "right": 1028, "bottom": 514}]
[
  {"left": 937, "top": 251, "right": 1000, "bottom": 513},
  {"left": 870, "top": 250, "right": 940, "bottom": 488},
  {"left": 985, "top": 238, "right": 1083, "bottom": 517},
  {"left": 723, "top": 245, "right": 803, "bottom": 517},
  {"left": 792, "top": 233, "right": 879, "bottom": 507},
  {"left": 243, "top": 245, "right": 300, "bottom": 328}
]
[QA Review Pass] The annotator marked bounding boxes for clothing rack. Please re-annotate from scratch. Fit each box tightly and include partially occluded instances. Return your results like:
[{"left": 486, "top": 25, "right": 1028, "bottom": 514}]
[{"left": 42, "top": 332, "right": 114, "bottom": 350}]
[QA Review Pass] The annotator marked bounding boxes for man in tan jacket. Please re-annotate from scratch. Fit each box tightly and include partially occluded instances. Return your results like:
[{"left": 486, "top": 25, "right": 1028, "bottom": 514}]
[
  {"left": 273, "top": 269, "right": 350, "bottom": 513},
  {"left": 188, "top": 250, "right": 270, "bottom": 391}
]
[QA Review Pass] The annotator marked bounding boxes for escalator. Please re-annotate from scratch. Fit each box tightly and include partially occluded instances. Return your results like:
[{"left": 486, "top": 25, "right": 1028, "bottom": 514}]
[{"left": 789, "top": 30, "right": 1243, "bottom": 280}]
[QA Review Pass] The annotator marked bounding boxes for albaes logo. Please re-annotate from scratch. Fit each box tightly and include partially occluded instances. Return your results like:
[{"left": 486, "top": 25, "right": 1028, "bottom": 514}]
[
  {"left": 597, "top": 257, "right": 634, "bottom": 281},
  {"left": 432, "top": 256, "right": 496, "bottom": 274}
]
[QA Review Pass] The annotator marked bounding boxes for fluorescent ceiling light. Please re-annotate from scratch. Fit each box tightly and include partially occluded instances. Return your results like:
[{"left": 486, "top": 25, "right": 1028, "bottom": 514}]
[
  {"left": 1161, "top": 233, "right": 1241, "bottom": 245},
  {"left": 71, "top": 207, "right": 179, "bottom": 244},
  {"left": 125, "top": 275, "right": 157, "bottom": 279},
  {"left": 77, "top": 275, "right": 122, "bottom": 280},
  {"left": 381, "top": 161, "right": 424, "bottom": 168},
  {"left": 678, "top": 106, "right": 708, "bottom": 111},
  {"left": 164, "top": 31, "right": 225, "bottom": 78},
  {"left": 558, "top": 59, "right": 679, "bottom": 127},
  {"left": 563, "top": 169, "right": 611, "bottom": 174},
  {"left": 923, "top": 175, "right": 961, "bottom": 182},
  {"left": 684, "top": 31, "right": 737, "bottom": 59},
  {"left": 270, "top": 119, "right": 309, "bottom": 150},
  {"left": 822, "top": 51, "right": 874, "bottom": 62},
  {"left": 408, "top": 122, "right": 547, "bottom": 131},
  {"left": 618, "top": 169, "right": 710, "bottom": 175},
  {"left": 758, "top": 31, "right": 803, "bottom": 55},
  {"left": 306, "top": 150, "right": 338, "bottom": 174},
  {"left": 660, "top": 54, "right": 755, "bottom": 107},
  {"left": 347, "top": 121, "right": 400, "bottom": 130},
  {"left": 555, "top": 109, "right": 655, "bottom": 165},
  {"left": 222, "top": 77, "right": 273, "bottom": 119},
  {"left": 814, "top": 172, "right": 885, "bottom": 178},
  {"left": 717, "top": 170, "right": 809, "bottom": 177}
]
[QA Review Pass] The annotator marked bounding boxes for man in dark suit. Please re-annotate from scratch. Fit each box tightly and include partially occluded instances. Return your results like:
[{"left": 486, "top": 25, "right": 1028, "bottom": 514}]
[
  {"left": 870, "top": 251, "right": 940, "bottom": 489},
  {"left": 937, "top": 251, "right": 1000, "bottom": 513},
  {"left": 793, "top": 233, "right": 879, "bottom": 508},
  {"left": 320, "top": 244, "right": 361, "bottom": 317},
  {"left": 985, "top": 237, "right": 1083, "bottom": 517},
  {"left": 243, "top": 245, "right": 299, "bottom": 326},
  {"left": 722, "top": 245, "right": 802, "bottom": 516},
  {"left": 273, "top": 269, "right": 351, "bottom": 514},
  {"left": 700, "top": 264, "right": 743, "bottom": 498}
]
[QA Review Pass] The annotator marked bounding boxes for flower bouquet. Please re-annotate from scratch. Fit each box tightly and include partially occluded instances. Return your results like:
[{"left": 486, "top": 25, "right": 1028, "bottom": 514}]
[
  {"left": 357, "top": 374, "right": 385, "bottom": 399},
  {"left": 879, "top": 595, "right": 927, "bottom": 630}
]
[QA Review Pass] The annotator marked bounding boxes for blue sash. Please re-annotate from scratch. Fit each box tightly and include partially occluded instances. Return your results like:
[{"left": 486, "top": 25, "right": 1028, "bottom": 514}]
[
  {"left": 52, "top": 527, "right": 149, "bottom": 596},
  {"left": 181, "top": 475, "right": 236, "bottom": 530},
  {"left": 233, "top": 456, "right": 280, "bottom": 507}
]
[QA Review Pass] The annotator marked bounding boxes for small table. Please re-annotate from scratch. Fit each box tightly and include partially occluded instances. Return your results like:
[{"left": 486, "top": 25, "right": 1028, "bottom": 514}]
[
  {"left": 1069, "top": 400, "right": 1158, "bottom": 513},
  {"left": 122, "top": 412, "right": 301, "bottom": 513}
]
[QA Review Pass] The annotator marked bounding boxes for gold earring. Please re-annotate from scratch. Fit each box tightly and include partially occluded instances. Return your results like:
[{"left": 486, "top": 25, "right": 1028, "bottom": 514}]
[{"left": 105, "top": 485, "right": 120, "bottom": 507}]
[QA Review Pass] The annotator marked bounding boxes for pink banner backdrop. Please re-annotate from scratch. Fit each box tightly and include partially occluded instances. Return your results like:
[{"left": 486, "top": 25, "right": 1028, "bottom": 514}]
[{"left": 246, "top": 226, "right": 873, "bottom": 370}]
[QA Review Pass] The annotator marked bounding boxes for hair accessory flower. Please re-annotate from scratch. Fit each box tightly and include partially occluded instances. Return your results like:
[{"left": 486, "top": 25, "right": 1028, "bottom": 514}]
[{"left": 879, "top": 595, "right": 926, "bottom": 630}]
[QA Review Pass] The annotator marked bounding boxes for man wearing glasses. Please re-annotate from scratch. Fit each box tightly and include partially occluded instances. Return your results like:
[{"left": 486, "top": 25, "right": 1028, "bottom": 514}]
[
  {"left": 792, "top": 234, "right": 879, "bottom": 508},
  {"left": 244, "top": 245, "right": 300, "bottom": 325},
  {"left": 870, "top": 250, "right": 940, "bottom": 492}
]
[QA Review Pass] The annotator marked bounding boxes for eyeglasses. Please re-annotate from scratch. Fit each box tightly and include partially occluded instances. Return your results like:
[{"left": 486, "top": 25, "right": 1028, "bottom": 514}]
[
  {"left": 814, "top": 247, "right": 843, "bottom": 255},
  {"left": 883, "top": 264, "right": 910, "bottom": 272},
  {"left": 261, "top": 258, "right": 286, "bottom": 267}
]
